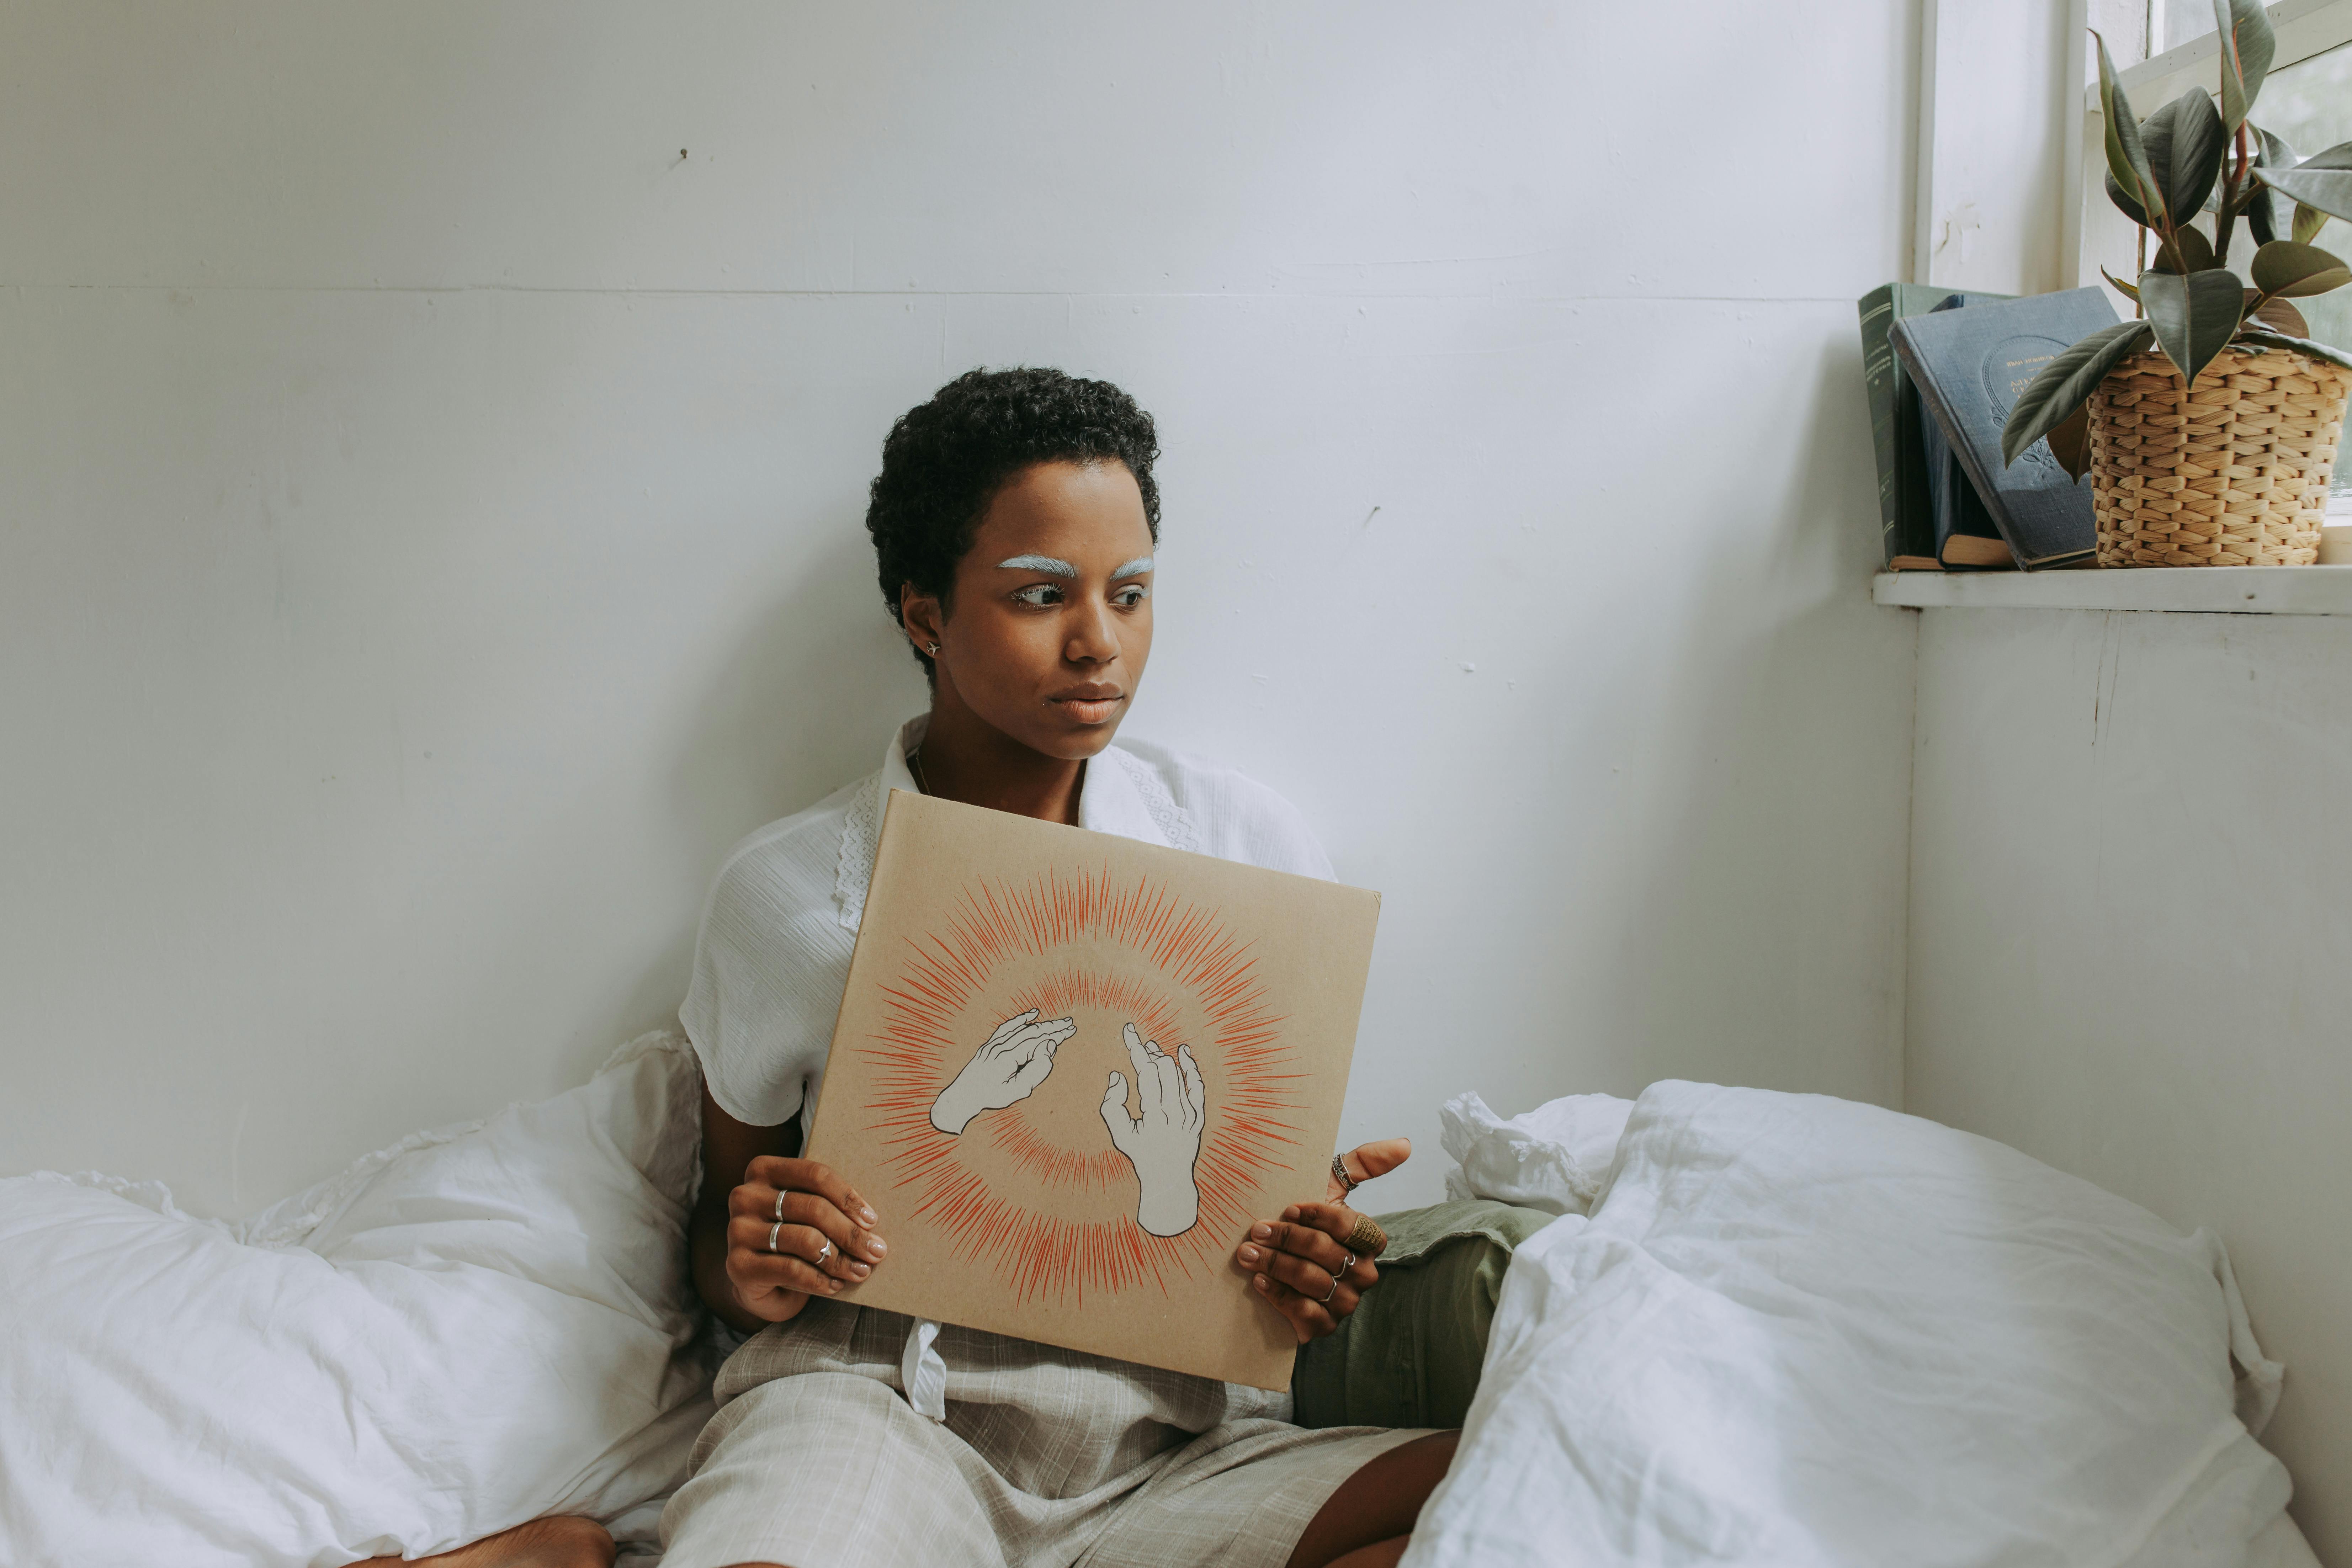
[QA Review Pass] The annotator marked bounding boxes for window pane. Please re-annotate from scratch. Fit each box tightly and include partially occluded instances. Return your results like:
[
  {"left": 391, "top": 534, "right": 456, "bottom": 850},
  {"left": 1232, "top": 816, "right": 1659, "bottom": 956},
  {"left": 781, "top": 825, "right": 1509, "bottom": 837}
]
[{"left": 2158, "top": 0, "right": 2217, "bottom": 54}]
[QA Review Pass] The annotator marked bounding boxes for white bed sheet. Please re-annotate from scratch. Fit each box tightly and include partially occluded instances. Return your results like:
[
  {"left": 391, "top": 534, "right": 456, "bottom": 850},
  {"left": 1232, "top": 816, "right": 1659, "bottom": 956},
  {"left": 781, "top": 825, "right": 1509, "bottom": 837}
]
[
  {"left": 1408, "top": 1080, "right": 2299, "bottom": 1568},
  {"left": 6, "top": 1054, "right": 2320, "bottom": 1567},
  {"left": 0, "top": 1033, "right": 713, "bottom": 1566},
  {"left": 2250, "top": 1511, "right": 2325, "bottom": 1568}
]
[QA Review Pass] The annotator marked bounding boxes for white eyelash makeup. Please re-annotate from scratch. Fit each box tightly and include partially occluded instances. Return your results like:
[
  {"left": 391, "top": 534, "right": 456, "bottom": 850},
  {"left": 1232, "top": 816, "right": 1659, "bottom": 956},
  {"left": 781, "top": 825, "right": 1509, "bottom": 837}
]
[
  {"left": 998, "top": 555, "right": 1078, "bottom": 578},
  {"left": 1112, "top": 556, "right": 1155, "bottom": 578}
]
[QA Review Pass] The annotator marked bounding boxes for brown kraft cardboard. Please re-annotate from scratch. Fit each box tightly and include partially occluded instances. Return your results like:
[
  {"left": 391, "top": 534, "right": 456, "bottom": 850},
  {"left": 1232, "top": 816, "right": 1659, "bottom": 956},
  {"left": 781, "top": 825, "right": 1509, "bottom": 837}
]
[{"left": 805, "top": 788, "right": 1380, "bottom": 1389}]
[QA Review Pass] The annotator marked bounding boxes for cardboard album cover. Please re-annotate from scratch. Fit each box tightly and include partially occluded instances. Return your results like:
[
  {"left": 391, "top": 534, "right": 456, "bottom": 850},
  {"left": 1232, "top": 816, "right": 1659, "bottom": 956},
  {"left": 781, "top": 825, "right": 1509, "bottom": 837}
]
[{"left": 805, "top": 788, "right": 1380, "bottom": 1389}]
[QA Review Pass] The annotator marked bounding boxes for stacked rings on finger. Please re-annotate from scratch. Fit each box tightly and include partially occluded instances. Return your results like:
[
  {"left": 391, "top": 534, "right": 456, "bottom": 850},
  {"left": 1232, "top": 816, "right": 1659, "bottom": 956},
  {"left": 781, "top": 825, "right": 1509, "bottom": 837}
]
[{"left": 1330, "top": 1153, "right": 1360, "bottom": 1195}]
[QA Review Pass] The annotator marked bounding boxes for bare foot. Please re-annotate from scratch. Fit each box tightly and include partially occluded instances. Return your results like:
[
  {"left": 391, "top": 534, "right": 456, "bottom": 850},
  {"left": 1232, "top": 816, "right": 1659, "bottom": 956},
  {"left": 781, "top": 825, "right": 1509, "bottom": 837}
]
[{"left": 365, "top": 1515, "right": 615, "bottom": 1568}]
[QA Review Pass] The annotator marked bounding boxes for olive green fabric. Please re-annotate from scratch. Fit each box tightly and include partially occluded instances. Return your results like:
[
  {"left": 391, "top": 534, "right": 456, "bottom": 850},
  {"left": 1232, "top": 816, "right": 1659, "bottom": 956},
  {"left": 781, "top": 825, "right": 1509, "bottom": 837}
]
[{"left": 1289, "top": 1198, "right": 1559, "bottom": 1430}]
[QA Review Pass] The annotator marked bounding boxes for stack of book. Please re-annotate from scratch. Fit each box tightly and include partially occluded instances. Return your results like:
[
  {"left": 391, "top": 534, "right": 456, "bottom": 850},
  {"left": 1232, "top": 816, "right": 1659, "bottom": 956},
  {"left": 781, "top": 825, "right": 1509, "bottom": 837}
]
[{"left": 1858, "top": 284, "right": 2115, "bottom": 571}]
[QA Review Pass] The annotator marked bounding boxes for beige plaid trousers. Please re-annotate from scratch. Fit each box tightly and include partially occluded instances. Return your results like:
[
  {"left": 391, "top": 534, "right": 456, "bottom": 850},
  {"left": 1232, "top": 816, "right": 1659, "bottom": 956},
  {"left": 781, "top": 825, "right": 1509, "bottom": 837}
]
[{"left": 658, "top": 1301, "right": 1422, "bottom": 1568}]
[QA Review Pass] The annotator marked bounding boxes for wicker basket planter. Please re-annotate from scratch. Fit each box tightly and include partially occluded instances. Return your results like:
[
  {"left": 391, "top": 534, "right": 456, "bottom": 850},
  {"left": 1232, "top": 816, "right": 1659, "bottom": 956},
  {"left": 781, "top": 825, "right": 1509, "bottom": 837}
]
[{"left": 2087, "top": 348, "right": 2352, "bottom": 566}]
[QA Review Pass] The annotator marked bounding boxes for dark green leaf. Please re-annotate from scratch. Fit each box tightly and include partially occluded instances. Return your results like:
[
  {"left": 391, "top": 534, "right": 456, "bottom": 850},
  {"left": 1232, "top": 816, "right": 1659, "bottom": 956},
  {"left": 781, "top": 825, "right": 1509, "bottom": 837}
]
[
  {"left": 2103, "top": 265, "right": 2142, "bottom": 302},
  {"left": 2258, "top": 140, "right": 2352, "bottom": 223},
  {"left": 2232, "top": 328, "right": 2352, "bottom": 370},
  {"left": 2106, "top": 171, "right": 2150, "bottom": 226},
  {"left": 2142, "top": 89, "right": 2228, "bottom": 222},
  {"left": 2294, "top": 201, "right": 2329, "bottom": 244},
  {"left": 2096, "top": 31, "right": 2163, "bottom": 224},
  {"left": 2244, "top": 291, "right": 2310, "bottom": 335},
  {"left": 2249, "top": 191, "right": 2278, "bottom": 243},
  {"left": 2250, "top": 239, "right": 2352, "bottom": 297},
  {"left": 2155, "top": 224, "right": 2217, "bottom": 273},
  {"left": 2046, "top": 404, "right": 2092, "bottom": 480},
  {"left": 2213, "top": 0, "right": 2276, "bottom": 132},
  {"left": 2141, "top": 267, "right": 2247, "bottom": 387},
  {"left": 2234, "top": 127, "right": 2295, "bottom": 241},
  {"left": 2000, "top": 319, "right": 2155, "bottom": 466}
]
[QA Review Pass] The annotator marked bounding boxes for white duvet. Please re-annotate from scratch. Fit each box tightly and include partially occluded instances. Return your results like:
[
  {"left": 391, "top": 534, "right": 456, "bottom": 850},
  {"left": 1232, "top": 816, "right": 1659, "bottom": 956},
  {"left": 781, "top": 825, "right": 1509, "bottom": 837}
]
[
  {"left": 1408, "top": 1081, "right": 2300, "bottom": 1568},
  {"left": 1, "top": 1055, "right": 2310, "bottom": 1566},
  {"left": 0, "top": 1034, "right": 713, "bottom": 1566}
]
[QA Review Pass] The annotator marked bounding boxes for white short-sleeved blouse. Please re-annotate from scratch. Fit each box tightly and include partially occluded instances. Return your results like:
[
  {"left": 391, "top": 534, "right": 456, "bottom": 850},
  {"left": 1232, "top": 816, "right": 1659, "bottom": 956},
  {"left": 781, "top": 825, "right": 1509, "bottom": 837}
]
[{"left": 680, "top": 714, "right": 1335, "bottom": 1133}]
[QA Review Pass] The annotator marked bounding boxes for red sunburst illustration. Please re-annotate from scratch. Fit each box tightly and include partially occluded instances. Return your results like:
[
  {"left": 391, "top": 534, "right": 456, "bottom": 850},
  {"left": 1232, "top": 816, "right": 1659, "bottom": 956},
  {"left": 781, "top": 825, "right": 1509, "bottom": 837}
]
[{"left": 861, "top": 861, "right": 1298, "bottom": 1304}]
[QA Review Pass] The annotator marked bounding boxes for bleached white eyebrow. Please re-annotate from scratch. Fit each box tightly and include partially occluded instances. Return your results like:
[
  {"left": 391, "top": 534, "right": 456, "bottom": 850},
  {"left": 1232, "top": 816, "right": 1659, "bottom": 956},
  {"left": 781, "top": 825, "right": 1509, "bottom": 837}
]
[
  {"left": 1112, "top": 556, "right": 1155, "bottom": 578},
  {"left": 998, "top": 555, "right": 1077, "bottom": 577}
]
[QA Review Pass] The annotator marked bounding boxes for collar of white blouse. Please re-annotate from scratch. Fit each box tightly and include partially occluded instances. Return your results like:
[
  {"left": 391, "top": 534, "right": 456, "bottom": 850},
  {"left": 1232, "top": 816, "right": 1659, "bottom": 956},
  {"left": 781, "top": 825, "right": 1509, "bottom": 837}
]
[{"left": 832, "top": 713, "right": 1179, "bottom": 930}]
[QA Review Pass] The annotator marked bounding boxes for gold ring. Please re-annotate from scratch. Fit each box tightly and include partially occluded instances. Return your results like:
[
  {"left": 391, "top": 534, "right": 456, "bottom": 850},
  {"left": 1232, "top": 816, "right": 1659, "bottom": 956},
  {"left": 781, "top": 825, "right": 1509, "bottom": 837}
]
[{"left": 1341, "top": 1213, "right": 1387, "bottom": 1258}]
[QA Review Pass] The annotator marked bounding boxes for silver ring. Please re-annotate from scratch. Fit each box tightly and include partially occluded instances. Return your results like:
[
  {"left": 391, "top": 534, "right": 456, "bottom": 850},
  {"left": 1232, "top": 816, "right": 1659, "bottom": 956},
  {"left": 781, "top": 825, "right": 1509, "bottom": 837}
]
[
  {"left": 1320, "top": 1275, "right": 1341, "bottom": 1304},
  {"left": 814, "top": 1239, "right": 833, "bottom": 1264},
  {"left": 773, "top": 1191, "right": 786, "bottom": 1223},
  {"left": 1341, "top": 1253, "right": 1355, "bottom": 1273},
  {"left": 767, "top": 1220, "right": 782, "bottom": 1253},
  {"left": 1330, "top": 1152, "right": 1360, "bottom": 1195}
]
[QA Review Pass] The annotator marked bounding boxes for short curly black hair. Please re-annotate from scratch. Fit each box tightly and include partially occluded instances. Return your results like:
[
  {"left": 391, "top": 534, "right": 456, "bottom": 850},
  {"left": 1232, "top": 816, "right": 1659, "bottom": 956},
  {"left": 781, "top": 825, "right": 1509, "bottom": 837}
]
[{"left": 866, "top": 366, "right": 1160, "bottom": 676}]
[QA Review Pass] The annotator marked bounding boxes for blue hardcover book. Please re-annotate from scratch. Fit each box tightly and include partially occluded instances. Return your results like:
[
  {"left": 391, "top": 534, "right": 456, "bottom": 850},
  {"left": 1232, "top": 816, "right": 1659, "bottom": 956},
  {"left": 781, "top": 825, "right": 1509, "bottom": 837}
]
[{"left": 1889, "top": 287, "right": 2117, "bottom": 569}]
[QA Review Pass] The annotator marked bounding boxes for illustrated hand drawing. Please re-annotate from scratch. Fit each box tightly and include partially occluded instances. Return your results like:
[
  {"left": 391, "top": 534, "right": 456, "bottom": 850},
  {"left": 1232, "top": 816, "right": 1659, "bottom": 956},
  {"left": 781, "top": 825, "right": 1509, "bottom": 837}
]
[
  {"left": 1099, "top": 1022, "right": 1205, "bottom": 1237},
  {"left": 930, "top": 1009, "right": 1078, "bottom": 1135},
  {"left": 867, "top": 861, "right": 1293, "bottom": 1304}
]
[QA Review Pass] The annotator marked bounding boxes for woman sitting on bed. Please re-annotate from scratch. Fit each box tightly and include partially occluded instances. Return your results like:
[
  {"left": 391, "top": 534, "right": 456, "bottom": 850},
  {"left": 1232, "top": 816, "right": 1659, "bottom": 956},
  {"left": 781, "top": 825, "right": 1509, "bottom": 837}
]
[
  {"left": 642, "top": 366, "right": 1458, "bottom": 1568},
  {"left": 637, "top": 367, "right": 1453, "bottom": 1568}
]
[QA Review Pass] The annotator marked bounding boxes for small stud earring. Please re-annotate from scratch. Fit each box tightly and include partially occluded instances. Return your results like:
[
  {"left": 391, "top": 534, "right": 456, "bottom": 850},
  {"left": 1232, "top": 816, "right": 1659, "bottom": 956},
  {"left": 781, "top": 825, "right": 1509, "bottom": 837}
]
[{"left": 927, "top": 642, "right": 941, "bottom": 656}]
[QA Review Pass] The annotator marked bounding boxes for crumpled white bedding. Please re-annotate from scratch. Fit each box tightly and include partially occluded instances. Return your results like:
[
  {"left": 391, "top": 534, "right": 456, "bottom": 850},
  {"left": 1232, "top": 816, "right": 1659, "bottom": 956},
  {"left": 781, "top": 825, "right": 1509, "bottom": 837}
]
[
  {"left": 1407, "top": 1080, "right": 2303, "bottom": 1568},
  {"left": 1439, "top": 1088, "right": 1634, "bottom": 1215},
  {"left": 0, "top": 1032, "right": 713, "bottom": 1567},
  {"left": 2, "top": 1054, "right": 2317, "bottom": 1567}
]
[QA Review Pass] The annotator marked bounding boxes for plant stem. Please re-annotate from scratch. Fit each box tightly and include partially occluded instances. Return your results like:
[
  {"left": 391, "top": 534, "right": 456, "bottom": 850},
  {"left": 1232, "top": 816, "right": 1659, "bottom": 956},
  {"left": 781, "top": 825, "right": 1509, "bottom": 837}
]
[{"left": 2214, "top": 122, "right": 2251, "bottom": 264}]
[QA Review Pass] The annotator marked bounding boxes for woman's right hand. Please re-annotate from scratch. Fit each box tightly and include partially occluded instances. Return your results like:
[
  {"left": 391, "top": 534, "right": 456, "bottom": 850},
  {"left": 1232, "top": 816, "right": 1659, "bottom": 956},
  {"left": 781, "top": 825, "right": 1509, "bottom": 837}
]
[{"left": 723, "top": 1155, "right": 890, "bottom": 1323}]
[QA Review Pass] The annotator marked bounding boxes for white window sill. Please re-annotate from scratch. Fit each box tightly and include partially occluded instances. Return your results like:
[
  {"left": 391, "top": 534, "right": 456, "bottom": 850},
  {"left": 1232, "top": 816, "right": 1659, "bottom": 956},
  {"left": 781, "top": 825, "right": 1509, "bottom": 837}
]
[{"left": 1873, "top": 566, "right": 2352, "bottom": 616}]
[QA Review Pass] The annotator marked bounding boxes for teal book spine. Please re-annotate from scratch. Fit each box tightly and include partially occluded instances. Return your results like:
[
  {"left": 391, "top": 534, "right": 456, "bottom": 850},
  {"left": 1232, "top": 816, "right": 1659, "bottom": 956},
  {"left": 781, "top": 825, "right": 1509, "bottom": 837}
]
[
  {"left": 1859, "top": 283, "right": 1949, "bottom": 564},
  {"left": 1859, "top": 284, "right": 2014, "bottom": 563}
]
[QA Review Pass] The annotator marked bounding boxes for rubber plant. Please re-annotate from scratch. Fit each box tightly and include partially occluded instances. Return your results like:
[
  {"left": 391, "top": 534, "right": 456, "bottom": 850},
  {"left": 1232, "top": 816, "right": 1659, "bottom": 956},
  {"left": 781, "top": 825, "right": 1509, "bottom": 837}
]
[{"left": 2002, "top": 0, "right": 2352, "bottom": 473}]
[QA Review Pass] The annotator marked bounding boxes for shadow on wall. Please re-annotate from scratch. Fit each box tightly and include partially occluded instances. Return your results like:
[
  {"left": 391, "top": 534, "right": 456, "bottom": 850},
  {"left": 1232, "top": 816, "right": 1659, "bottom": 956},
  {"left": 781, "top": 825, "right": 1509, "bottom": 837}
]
[{"left": 545, "top": 520, "right": 924, "bottom": 1091}]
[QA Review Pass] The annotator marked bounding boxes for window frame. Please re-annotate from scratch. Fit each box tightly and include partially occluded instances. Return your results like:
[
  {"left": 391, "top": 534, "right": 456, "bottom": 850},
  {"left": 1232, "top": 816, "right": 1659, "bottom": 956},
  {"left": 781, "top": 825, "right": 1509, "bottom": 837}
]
[{"left": 2074, "top": 0, "right": 2352, "bottom": 289}]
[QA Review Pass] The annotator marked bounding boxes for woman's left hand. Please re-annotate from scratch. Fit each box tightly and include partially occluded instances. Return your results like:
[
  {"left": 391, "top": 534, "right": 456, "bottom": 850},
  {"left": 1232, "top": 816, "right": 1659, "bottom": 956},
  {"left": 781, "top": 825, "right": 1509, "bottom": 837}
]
[{"left": 1236, "top": 1137, "right": 1411, "bottom": 1344}]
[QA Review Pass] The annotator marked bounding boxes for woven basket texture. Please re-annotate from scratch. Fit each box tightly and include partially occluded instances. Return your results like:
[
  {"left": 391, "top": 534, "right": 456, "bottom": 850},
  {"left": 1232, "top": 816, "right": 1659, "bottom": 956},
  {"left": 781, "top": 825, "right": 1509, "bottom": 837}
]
[{"left": 2087, "top": 348, "right": 2351, "bottom": 566}]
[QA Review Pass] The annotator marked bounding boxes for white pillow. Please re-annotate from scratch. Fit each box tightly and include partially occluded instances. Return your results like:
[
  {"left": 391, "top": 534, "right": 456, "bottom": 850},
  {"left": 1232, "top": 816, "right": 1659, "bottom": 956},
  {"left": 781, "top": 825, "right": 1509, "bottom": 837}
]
[
  {"left": 1407, "top": 1081, "right": 2294, "bottom": 1568},
  {"left": 0, "top": 1032, "right": 715, "bottom": 1567},
  {"left": 1439, "top": 1089, "right": 1634, "bottom": 1215}
]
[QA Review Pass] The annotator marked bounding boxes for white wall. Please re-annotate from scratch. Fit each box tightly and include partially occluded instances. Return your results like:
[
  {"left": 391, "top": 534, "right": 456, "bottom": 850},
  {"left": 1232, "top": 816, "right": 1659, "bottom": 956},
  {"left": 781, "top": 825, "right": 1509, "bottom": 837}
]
[
  {"left": 1906, "top": 607, "right": 2352, "bottom": 1561},
  {"left": 0, "top": 3, "right": 1921, "bottom": 1221}
]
